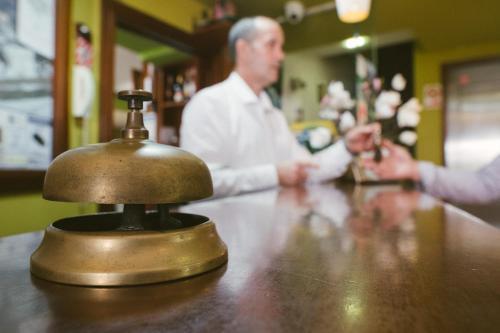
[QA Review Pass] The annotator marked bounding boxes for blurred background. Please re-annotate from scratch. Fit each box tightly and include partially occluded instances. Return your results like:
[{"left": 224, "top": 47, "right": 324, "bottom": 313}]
[{"left": 1, "top": 0, "right": 499, "bottom": 235}]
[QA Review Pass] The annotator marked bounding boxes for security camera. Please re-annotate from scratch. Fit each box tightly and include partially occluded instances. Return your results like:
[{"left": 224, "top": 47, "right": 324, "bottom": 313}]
[{"left": 284, "top": 1, "right": 305, "bottom": 25}]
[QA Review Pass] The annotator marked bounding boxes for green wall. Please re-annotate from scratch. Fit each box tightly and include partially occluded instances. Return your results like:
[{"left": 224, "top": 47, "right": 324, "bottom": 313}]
[
  {"left": 116, "top": 28, "right": 190, "bottom": 65},
  {"left": 282, "top": 52, "right": 337, "bottom": 123},
  {"left": 0, "top": 0, "right": 208, "bottom": 237},
  {"left": 414, "top": 41, "right": 500, "bottom": 164}
]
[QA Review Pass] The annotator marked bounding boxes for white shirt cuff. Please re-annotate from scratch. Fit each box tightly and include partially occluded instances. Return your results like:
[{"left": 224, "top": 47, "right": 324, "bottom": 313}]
[{"left": 257, "top": 164, "right": 280, "bottom": 189}]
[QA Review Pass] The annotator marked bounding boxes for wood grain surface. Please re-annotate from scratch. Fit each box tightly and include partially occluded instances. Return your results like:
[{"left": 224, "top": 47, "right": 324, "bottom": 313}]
[{"left": 1, "top": 183, "right": 499, "bottom": 332}]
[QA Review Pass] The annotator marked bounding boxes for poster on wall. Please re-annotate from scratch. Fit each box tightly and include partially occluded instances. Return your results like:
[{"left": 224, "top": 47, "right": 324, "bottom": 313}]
[
  {"left": 423, "top": 83, "right": 443, "bottom": 110},
  {"left": 16, "top": 0, "right": 55, "bottom": 60},
  {"left": 0, "top": 0, "right": 55, "bottom": 170}
]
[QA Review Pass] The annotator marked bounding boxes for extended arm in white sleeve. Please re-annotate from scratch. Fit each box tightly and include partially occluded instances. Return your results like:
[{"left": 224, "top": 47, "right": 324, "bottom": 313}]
[
  {"left": 419, "top": 155, "right": 500, "bottom": 204},
  {"left": 285, "top": 126, "right": 353, "bottom": 183},
  {"left": 306, "top": 140, "right": 354, "bottom": 183},
  {"left": 208, "top": 163, "right": 278, "bottom": 198}
]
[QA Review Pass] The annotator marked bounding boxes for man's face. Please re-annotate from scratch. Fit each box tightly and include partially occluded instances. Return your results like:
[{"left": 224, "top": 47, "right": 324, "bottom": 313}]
[{"left": 241, "top": 22, "right": 285, "bottom": 87}]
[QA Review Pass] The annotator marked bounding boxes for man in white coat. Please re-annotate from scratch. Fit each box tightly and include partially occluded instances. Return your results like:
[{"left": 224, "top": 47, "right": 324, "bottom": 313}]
[{"left": 181, "top": 16, "right": 379, "bottom": 197}]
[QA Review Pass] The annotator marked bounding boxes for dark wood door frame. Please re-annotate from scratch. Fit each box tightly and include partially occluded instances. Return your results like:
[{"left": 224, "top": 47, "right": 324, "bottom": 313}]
[{"left": 99, "top": 0, "right": 196, "bottom": 142}]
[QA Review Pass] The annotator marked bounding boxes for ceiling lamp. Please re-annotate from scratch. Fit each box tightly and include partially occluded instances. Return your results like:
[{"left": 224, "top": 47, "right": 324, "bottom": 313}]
[
  {"left": 341, "top": 34, "right": 370, "bottom": 49},
  {"left": 336, "top": 0, "right": 372, "bottom": 23}
]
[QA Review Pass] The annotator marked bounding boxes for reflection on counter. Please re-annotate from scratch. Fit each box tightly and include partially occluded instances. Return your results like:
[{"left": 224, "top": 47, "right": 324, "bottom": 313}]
[
  {"left": 3, "top": 183, "right": 499, "bottom": 332},
  {"left": 31, "top": 266, "right": 227, "bottom": 325},
  {"left": 181, "top": 184, "right": 447, "bottom": 331}
]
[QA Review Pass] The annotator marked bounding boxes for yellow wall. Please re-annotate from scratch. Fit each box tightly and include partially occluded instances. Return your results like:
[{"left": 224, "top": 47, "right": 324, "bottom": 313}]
[
  {"left": 0, "top": 0, "right": 208, "bottom": 237},
  {"left": 119, "top": 0, "right": 207, "bottom": 32},
  {"left": 69, "top": 0, "right": 101, "bottom": 149},
  {"left": 0, "top": 194, "right": 88, "bottom": 236},
  {"left": 415, "top": 42, "right": 500, "bottom": 164}
]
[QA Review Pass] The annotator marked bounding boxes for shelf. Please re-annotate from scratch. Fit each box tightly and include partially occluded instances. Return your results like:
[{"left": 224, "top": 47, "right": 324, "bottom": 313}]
[
  {"left": 194, "top": 20, "right": 232, "bottom": 52},
  {"left": 163, "top": 101, "right": 188, "bottom": 109}
]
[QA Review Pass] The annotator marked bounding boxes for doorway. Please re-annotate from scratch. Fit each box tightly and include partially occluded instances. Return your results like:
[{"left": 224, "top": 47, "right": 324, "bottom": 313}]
[
  {"left": 443, "top": 57, "right": 500, "bottom": 227},
  {"left": 113, "top": 27, "right": 193, "bottom": 144},
  {"left": 100, "top": 0, "right": 232, "bottom": 144}
]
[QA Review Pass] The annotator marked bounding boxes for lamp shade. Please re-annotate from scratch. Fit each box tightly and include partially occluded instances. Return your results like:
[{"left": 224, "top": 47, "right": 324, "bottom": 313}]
[{"left": 336, "top": 0, "right": 372, "bottom": 23}]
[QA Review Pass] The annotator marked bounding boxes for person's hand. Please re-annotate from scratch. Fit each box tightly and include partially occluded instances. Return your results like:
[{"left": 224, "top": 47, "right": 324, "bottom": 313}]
[
  {"left": 276, "top": 161, "right": 318, "bottom": 186},
  {"left": 363, "top": 140, "right": 420, "bottom": 181},
  {"left": 344, "top": 123, "right": 381, "bottom": 154}
]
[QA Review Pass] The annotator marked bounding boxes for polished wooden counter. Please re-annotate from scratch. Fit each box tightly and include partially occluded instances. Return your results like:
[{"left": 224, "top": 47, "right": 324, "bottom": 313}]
[{"left": 2, "top": 184, "right": 500, "bottom": 332}]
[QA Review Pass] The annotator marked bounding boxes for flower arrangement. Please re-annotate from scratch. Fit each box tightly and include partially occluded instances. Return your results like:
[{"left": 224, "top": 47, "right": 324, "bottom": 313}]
[{"left": 319, "top": 73, "right": 422, "bottom": 147}]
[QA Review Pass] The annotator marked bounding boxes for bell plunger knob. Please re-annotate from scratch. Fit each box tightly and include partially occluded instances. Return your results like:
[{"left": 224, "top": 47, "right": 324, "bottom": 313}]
[
  {"left": 118, "top": 89, "right": 153, "bottom": 140},
  {"left": 118, "top": 89, "right": 153, "bottom": 110}
]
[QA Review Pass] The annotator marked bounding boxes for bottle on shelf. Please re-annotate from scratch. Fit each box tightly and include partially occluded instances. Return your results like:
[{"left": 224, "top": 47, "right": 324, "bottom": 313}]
[
  {"left": 183, "top": 66, "right": 197, "bottom": 100},
  {"left": 195, "top": 9, "right": 210, "bottom": 29},
  {"left": 173, "top": 74, "right": 184, "bottom": 103},
  {"left": 214, "top": 0, "right": 224, "bottom": 21},
  {"left": 223, "top": 0, "right": 236, "bottom": 18},
  {"left": 165, "top": 74, "right": 174, "bottom": 101}
]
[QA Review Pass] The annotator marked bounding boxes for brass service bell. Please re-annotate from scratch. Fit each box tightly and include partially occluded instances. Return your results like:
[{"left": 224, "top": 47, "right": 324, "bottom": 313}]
[{"left": 30, "top": 90, "right": 228, "bottom": 286}]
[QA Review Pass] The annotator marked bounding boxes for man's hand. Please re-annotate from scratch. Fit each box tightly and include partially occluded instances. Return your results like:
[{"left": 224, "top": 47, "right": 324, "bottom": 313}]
[
  {"left": 345, "top": 123, "right": 381, "bottom": 154},
  {"left": 363, "top": 140, "right": 420, "bottom": 181},
  {"left": 277, "top": 161, "right": 318, "bottom": 186}
]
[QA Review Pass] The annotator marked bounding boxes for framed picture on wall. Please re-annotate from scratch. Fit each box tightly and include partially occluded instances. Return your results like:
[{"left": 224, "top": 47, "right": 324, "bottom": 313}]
[{"left": 0, "top": 0, "right": 69, "bottom": 191}]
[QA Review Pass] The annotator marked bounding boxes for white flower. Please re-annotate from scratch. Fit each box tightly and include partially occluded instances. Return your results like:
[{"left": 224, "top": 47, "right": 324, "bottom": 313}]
[
  {"left": 391, "top": 73, "right": 407, "bottom": 91},
  {"left": 401, "top": 97, "right": 422, "bottom": 113},
  {"left": 319, "top": 108, "right": 340, "bottom": 120},
  {"left": 397, "top": 98, "right": 422, "bottom": 127},
  {"left": 398, "top": 108, "right": 420, "bottom": 127},
  {"left": 383, "top": 91, "right": 402, "bottom": 106},
  {"left": 309, "top": 127, "right": 332, "bottom": 149},
  {"left": 339, "top": 111, "right": 356, "bottom": 133},
  {"left": 399, "top": 130, "right": 418, "bottom": 146},
  {"left": 328, "top": 81, "right": 345, "bottom": 96},
  {"left": 375, "top": 91, "right": 401, "bottom": 119},
  {"left": 375, "top": 103, "right": 395, "bottom": 119},
  {"left": 356, "top": 54, "right": 368, "bottom": 79},
  {"left": 326, "top": 81, "right": 354, "bottom": 111}
]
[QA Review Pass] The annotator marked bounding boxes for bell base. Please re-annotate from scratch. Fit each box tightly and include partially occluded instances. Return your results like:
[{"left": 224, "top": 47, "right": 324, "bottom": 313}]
[{"left": 30, "top": 212, "right": 228, "bottom": 286}]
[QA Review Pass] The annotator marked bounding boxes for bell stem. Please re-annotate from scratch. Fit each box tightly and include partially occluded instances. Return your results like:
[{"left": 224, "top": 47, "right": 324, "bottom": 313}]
[
  {"left": 119, "top": 204, "right": 146, "bottom": 230},
  {"left": 121, "top": 111, "right": 149, "bottom": 140},
  {"left": 157, "top": 204, "right": 183, "bottom": 230}
]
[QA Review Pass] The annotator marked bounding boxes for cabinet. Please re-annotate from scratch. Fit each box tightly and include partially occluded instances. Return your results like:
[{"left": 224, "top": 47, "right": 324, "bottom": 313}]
[
  {"left": 155, "top": 60, "right": 199, "bottom": 145},
  {"left": 152, "top": 21, "right": 233, "bottom": 146}
]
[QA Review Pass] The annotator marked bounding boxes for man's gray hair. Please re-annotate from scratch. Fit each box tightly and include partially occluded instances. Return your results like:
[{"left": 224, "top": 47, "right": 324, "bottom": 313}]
[{"left": 228, "top": 16, "right": 271, "bottom": 61}]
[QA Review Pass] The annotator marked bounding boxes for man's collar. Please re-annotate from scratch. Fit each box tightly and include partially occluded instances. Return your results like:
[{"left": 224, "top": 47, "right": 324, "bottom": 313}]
[
  {"left": 228, "top": 72, "right": 262, "bottom": 104},
  {"left": 228, "top": 72, "right": 274, "bottom": 111}
]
